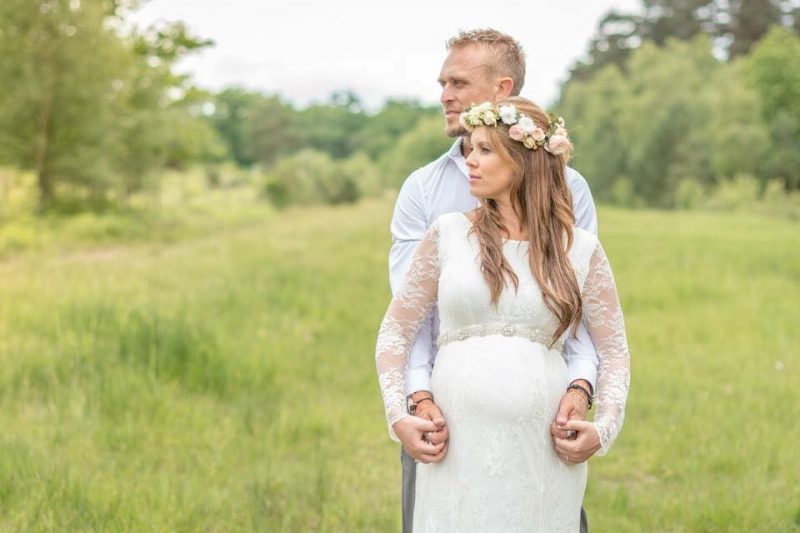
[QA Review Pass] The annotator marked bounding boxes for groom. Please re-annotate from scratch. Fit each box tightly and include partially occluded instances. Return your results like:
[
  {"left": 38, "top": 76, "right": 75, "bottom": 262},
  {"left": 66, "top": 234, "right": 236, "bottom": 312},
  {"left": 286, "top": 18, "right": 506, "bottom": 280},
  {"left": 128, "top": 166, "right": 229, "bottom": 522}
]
[{"left": 389, "top": 29, "right": 602, "bottom": 532}]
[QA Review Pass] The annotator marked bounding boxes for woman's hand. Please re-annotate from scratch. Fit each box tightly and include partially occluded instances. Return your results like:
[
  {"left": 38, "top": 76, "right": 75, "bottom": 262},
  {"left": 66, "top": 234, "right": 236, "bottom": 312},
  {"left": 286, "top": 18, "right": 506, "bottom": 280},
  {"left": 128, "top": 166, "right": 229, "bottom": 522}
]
[
  {"left": 393, "top": 416, "right": 448, "bottom": 464},
  {"left": 553, "top": 420, "right": 601, "bottom": 464}
]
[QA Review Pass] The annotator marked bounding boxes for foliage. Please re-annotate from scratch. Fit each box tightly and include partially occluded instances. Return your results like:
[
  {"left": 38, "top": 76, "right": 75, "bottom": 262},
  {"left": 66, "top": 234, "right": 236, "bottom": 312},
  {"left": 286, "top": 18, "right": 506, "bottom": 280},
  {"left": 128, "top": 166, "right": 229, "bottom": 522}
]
[
  {"left": 0, "top": 0, "right": 220, "bottom": 209},
  {"left": 379, "top": 115, "right": 454, "bottom": 189},
  {"left": 569, "top": 0, "right": 798, "bottom": 81},
  {"left": 560, "top": 31, "right": 800, "bottom": 207},
  {"left": 262, "top": 149, "right": 384, "bottom": 207},
  {"left": 745, "top": 26, "right": 800, "bottom": 189}
]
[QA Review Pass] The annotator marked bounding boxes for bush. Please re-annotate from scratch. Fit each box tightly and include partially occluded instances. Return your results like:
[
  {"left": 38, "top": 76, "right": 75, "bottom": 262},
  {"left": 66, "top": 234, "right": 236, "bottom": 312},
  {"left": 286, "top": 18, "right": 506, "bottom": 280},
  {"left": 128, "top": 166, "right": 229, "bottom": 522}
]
[
  {"left": 262, "top": 149, "right": 383, "bottom": 207},
  {"left": 704, "top": 174, "right": 760, "bottom": 211},
  {"left": 674, "top": 179, "right": 707, "bottom": 210}
]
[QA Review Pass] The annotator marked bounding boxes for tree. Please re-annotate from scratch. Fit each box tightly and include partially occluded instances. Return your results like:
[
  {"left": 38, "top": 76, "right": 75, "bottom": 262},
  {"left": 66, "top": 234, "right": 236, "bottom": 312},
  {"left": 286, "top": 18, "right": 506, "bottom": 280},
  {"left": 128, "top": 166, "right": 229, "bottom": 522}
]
[
  {"left": 0, "top": 1, "right": 214, "bottom": 209},
  {"left": 567, "top": 0, "right": 796, "bottom": 83},
  {"left": 746, "top": 27, "right": 800, "bottom": 188},
  {"left": 246, "top": 96, "right": 298, "bottom": 170},
  {"left": 210, "top": 88, "right": 261, "bottom": 167},
  {"left": 0, "top": 0, "right": 129, "bottom": 208},
  {"left": 379, "top": 115, "right": 453, "bottom": 189}
]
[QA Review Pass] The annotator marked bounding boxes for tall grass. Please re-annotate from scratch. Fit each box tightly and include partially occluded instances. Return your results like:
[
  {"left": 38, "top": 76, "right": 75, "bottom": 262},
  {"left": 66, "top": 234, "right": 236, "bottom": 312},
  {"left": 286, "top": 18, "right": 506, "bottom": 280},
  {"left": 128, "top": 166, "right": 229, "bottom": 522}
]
[{"left": 0, "top": 197, "right": 797, "bottom": 530}]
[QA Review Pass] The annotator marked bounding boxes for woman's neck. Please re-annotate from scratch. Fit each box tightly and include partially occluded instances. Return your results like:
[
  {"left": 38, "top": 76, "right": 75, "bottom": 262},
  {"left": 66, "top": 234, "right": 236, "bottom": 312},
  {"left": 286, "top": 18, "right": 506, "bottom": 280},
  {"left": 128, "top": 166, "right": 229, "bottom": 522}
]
[{"left": 493, "top": 196, "right": 526, "bottom": 240}]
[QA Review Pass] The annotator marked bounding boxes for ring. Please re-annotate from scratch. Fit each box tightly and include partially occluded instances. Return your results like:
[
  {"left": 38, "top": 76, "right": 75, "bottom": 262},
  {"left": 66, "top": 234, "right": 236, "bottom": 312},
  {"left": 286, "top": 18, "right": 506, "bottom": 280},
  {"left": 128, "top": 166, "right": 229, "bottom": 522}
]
[
  {"left": 566, "top": 429, "right": 577, "bottom": 439},
  {"left": 424, "top": 431, "right": 432, "bottom": 442}
]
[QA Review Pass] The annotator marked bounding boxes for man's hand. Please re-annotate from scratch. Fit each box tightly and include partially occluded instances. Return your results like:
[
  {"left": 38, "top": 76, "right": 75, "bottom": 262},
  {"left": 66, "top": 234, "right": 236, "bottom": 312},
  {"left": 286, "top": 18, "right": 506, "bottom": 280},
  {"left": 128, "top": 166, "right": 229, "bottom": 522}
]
[
  {"left": 553, "top": 420, "right": 601, "bottom": 464},
  {"left": 393, "top": 416, "right": 447, "bottom": 463},
  {"left": 550, "top": 381, "right": 591, "bottom": 441},
  {"left": 414, "top": 399, "right": 449, "bottom": 457}
]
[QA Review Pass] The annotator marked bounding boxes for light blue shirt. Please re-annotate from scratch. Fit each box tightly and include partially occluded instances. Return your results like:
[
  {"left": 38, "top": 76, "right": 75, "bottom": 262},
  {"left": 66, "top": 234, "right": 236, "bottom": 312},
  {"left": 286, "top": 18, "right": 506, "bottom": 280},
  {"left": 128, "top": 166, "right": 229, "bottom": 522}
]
[{"left": 389, "top": 138, "right": 600, "bottom": 395}]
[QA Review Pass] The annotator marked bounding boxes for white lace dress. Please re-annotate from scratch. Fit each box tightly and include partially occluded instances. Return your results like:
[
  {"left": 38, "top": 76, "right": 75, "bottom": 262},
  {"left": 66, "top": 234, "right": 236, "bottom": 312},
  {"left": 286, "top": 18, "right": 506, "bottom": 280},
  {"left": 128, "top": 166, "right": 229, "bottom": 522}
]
[{"left": 376, "top": 212, "right": 630, "bottom": 532}]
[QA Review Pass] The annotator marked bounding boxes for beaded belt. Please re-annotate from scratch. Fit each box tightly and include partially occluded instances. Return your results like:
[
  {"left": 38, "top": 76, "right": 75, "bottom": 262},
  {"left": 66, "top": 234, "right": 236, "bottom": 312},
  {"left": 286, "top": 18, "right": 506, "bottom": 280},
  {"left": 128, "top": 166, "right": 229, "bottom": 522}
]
[{"left": 436, "top": 324, "right": 563, "bottom": 352}]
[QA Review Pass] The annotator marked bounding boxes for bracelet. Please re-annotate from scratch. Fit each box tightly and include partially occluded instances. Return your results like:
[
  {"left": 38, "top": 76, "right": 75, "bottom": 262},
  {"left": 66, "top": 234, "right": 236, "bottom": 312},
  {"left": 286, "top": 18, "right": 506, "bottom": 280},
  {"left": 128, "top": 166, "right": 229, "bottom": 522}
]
[
  {"left": 408, "top": 395, "right": 433, "bottom": 415},
  {"left": 566, "top": 383, "right": 593, "bottom": 409}
]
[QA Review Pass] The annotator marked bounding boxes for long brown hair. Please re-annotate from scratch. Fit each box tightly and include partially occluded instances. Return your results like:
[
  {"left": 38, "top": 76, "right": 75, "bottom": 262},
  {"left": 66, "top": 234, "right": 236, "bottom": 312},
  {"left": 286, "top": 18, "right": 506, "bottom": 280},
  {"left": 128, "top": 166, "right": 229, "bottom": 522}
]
[{"left": 470, "top": 96, "right": 581, "bottom": 342}]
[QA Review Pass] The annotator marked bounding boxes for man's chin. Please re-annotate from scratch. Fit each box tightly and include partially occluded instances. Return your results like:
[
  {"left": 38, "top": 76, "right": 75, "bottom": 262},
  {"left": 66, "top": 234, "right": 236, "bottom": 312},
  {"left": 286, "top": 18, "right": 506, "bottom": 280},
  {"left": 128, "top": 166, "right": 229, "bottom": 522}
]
[{"left": 445, "top": 123, "right": 467, "bottom": 138}]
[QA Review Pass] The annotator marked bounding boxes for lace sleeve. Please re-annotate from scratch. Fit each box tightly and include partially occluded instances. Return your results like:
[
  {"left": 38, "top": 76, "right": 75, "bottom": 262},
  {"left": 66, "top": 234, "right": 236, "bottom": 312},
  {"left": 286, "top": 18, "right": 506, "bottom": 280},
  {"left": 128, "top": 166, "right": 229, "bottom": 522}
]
[
  {"left": 376, "top": 221, "right": 441, "bottom": 441},
  {"left": 582, "top": 242, "right": 631, "bottom": 455}
]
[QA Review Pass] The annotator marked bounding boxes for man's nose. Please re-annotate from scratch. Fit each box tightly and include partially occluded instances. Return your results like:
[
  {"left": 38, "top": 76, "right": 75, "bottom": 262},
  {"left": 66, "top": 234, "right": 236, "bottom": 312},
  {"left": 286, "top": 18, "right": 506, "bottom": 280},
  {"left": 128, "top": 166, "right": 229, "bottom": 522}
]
[{"left": 440, "top": 84, "right": 454, "bottom": 104}]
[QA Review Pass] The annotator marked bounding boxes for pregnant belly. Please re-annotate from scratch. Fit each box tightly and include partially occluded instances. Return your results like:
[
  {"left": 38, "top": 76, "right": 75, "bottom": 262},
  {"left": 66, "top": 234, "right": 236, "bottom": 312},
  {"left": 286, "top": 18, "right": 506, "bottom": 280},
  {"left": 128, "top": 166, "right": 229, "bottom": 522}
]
[{"left": 431, "top": 334, "right": 568, "bottom": 428}]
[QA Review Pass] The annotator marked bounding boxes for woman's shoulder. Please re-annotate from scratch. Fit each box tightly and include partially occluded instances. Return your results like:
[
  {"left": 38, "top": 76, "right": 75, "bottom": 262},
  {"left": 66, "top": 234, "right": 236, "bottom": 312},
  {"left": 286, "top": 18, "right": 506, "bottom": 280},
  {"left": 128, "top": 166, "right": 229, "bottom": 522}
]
[
  {"left": 569, "top": 226, "right": 600, "bottom": 279},
  {"left": 433, "top": 210, "right": 473, "bottom": 230},
  {"left": 571, "top": 226, "right": 599, "bottom": 249}
]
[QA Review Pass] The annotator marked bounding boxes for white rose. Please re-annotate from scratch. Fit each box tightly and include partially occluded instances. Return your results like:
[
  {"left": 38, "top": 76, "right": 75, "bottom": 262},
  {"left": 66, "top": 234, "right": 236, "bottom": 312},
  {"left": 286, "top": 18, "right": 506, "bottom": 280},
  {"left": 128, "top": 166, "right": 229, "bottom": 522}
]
[
  {"left": 459, "top": 112, "right": 471, "bottom": 131},
  {"left": 518, "top": 116, "right": 535, "bottom": 134},
  {"left": 476, "top": 101, "right": 493, "bottom": 113},
  {"left": 482, "top": 110, "right": 497, "bottom": 125},
  {"left": 532, "top": 127, "right": 546, "bottom": 142},
  {"left": 555, "top": 126, "right": 568, "bottom": 137},
  {"left": 499, "top": 105, "right": 517, "bottom": 125}
]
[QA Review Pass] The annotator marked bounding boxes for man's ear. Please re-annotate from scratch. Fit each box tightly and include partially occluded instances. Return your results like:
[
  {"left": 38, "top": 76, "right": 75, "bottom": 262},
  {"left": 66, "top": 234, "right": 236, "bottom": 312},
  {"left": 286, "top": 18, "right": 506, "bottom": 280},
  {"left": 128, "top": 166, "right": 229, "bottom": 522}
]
[{"left": 496, "top": 77, "right": 514, "bottom": 99}]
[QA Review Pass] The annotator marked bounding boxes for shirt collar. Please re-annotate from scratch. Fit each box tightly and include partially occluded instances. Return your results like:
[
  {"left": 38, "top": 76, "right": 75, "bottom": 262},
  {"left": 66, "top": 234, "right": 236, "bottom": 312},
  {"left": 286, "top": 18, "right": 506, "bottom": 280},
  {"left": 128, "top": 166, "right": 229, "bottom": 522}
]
[{"left": 446, "top": 137, "right": 470, "bottom": 180}]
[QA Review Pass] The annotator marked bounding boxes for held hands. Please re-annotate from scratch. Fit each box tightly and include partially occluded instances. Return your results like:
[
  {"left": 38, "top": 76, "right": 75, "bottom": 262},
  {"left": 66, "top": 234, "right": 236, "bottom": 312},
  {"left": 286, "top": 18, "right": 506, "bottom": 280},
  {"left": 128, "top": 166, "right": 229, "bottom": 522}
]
[
  {"left": 550, "top": 382, "right": 600, "bottom": 464},
  {"left": 553, "top": 420, "right": 601, "bottom": 465},
  {"left": 393, "top": 399, "right": 449, "bottom": 464}
]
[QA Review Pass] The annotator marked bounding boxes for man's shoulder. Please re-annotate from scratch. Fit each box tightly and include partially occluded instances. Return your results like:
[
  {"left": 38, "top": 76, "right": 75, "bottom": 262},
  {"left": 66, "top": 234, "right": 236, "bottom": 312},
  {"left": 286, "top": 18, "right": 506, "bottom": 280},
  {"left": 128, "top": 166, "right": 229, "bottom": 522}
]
[{"left": 565, "top": 166, "right": 590, "bottom": 191}]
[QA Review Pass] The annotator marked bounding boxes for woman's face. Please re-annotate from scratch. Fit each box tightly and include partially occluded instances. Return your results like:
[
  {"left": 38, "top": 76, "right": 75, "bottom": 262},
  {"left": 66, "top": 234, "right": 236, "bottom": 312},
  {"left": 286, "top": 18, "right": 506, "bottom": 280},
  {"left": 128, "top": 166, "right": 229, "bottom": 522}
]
[{"left": 465, "top": 127, "right": 515, "bottom": 201}]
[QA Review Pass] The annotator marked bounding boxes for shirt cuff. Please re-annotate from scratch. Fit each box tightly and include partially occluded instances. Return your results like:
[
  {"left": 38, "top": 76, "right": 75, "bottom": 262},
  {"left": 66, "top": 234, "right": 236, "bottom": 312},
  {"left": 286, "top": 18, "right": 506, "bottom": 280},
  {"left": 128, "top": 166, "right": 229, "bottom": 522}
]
[
  {"left": 566, "top": 359, "right": 597, "bottom": 392},
  {"left": 406, "top": 368, "right": 433, "bottom": 396}
]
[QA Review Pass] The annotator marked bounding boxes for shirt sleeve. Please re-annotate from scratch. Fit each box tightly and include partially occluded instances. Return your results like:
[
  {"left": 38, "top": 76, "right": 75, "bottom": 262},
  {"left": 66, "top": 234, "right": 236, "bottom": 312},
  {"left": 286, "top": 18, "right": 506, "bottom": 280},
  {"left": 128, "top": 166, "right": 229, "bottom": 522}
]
[
  {"left": 582, "top": 242, "right": 631, "bottom": 455},
  {"left": 568, "top": 167, "right": 599, "bottom": 237},
  {"left": 563, "top": 167, "right": 600, "bottom": 389},
  {"left": 377, "top": 221, "right": 441, "bottom": 441},
  {"left": 389, "top": 174, "right": 437, "bottom": 395}
]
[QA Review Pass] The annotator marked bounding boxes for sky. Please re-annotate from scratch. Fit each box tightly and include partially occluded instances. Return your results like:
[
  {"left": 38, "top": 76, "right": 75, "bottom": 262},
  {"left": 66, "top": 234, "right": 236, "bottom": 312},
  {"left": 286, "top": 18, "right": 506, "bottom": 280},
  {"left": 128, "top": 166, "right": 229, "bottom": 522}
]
[{"left": 130, "top": 0, "right": 643, "bottom": 110}]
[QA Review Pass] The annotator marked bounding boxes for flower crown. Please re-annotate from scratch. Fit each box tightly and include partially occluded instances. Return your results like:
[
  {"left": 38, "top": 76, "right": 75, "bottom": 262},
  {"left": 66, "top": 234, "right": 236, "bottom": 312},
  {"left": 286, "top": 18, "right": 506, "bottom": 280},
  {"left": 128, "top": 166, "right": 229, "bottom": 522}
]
[{"left": 459, "top": 102, "right": 571, "bottom": 155}]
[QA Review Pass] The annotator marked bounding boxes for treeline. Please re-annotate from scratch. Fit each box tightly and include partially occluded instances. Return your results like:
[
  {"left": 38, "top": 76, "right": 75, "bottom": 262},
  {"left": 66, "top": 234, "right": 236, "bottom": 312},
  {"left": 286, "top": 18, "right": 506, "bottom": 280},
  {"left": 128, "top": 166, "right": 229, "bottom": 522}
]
[
  {"left": 1, "top": 0, "right": 798, "bottom": 216},
  {"left": 206, "top": 90, "right": 449, "bottom": 206},
  {"left": 558, "top": 0, "right": 800, "bottom": 212},
  {"left": 0, "top": 0, "right": 450, "bottom": 212}
]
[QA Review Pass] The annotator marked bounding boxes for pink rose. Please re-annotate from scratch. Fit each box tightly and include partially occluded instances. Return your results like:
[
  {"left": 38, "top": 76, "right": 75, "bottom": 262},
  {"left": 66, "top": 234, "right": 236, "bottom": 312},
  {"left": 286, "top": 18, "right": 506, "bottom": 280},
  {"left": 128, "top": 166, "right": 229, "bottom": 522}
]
[
  {"left": 546, "top": 134, "right": 571, "bottom": 155},
  {"left": 532, "top": 127, "right": 546, "bottom": 142},
  {"left": 508, "top": 125, "right": 525, "bottom": 141}
]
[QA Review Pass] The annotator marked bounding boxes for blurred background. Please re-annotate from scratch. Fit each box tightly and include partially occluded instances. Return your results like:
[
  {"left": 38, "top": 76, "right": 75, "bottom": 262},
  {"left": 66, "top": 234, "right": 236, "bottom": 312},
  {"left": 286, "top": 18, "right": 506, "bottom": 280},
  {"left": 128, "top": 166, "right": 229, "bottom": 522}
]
[{"left": 0, "top": 0, "right": 798, "bottom": 530}]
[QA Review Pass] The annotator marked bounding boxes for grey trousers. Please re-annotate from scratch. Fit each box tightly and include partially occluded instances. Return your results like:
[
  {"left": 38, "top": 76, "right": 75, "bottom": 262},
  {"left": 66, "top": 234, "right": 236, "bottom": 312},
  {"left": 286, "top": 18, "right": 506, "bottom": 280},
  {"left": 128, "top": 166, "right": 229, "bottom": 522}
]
[{"left": 401, "top": 447, "right": 589, "bottom": 532}]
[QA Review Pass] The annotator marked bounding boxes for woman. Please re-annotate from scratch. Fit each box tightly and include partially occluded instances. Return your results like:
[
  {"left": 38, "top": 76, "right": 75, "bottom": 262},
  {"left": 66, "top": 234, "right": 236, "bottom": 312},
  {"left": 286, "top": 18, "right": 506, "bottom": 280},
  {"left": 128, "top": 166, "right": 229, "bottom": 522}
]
[{"left": 375, "top": 97, "right": 630, "bottom": 531}]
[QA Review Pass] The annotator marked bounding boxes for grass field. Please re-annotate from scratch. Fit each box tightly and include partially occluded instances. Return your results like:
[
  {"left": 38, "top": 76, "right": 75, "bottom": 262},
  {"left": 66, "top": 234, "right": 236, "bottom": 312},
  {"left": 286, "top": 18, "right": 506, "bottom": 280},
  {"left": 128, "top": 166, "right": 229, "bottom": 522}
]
[{"left": 0, "top": 195, "right": 798, "bottom": 531}]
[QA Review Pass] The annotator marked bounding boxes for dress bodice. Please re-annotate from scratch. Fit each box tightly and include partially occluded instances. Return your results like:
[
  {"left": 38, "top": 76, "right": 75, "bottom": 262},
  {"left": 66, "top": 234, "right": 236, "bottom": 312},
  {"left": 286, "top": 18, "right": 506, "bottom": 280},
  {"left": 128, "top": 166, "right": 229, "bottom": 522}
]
[{"left": 435, "top": 212, "right": 597, "bottom": 351}]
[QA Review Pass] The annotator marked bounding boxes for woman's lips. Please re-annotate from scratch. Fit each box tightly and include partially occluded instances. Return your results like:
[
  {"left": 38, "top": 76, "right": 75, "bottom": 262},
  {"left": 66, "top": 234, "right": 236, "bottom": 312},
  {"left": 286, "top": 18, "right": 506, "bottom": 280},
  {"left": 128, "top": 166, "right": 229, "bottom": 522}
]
[{"left": 469, "top": 174, "right": 480, "bottom": 181}]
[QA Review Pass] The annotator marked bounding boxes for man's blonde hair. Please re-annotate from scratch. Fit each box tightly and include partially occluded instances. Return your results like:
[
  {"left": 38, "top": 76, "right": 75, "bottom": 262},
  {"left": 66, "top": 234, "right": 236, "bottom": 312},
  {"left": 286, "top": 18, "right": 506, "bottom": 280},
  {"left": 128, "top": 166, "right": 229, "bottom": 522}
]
[{"left": 446, "top": 29, "right": 526, "bottom": 96}]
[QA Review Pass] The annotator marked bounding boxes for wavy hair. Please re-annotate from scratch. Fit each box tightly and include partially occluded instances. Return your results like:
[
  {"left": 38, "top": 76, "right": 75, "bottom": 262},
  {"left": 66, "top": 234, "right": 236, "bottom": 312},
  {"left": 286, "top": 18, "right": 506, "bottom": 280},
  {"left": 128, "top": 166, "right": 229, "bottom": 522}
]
[{"left": 470, "top": 96, "right": 580, "bottom": 343}]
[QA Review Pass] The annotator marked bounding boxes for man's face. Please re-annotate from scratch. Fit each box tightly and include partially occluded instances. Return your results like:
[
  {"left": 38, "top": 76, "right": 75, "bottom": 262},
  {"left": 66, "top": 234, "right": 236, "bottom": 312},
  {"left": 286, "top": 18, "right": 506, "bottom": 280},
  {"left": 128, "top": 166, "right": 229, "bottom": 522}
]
[{"left": 438, "top": 45, "right": 498, "bottom": 137}]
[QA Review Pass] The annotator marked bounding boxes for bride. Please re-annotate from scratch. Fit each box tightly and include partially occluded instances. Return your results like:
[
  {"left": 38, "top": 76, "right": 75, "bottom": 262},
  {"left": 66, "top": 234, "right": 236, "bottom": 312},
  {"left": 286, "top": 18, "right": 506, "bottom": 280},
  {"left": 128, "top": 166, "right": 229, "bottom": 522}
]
[{"left": 375, "top": 97, "right": 631, "bottom": 532}]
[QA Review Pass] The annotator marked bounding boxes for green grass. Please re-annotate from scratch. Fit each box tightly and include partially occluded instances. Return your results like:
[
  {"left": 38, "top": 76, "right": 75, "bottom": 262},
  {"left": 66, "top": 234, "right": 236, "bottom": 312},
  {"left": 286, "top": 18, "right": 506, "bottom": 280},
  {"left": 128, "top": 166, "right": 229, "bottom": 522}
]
[{"left": 0, "top": 196, "right": 798, "bottom": 531}]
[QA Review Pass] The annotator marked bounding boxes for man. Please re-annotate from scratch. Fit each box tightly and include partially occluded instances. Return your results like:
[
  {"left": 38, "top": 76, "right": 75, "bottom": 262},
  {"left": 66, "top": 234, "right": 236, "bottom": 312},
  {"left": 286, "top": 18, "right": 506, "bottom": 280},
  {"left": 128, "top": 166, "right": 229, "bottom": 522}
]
[{"left": 388, "top": 29, "right": 601, "bottom": 532}]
